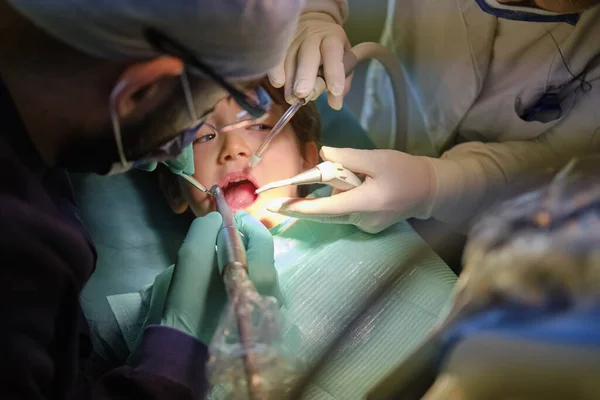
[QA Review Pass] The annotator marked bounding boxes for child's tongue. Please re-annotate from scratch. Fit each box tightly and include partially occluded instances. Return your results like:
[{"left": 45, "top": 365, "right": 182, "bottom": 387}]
[{"left": 223, "top": 181, "right": 258, "bottom": 210}]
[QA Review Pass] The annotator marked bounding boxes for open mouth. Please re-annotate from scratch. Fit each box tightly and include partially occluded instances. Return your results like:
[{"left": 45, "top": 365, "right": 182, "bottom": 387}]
[{"left": 221, "top": 177, "right": 259, "bottom": 211}]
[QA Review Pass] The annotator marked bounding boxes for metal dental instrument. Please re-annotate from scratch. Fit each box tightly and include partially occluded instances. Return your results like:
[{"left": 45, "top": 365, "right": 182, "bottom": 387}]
[
  {"left": 208, "top": 186, "right": 297, "bottom": 399},
  {"left": 255, "top": 161, "right": 363, "bottom": 195},
  {"left": 174, "top": 170, "right": 212, "bottom": 195},
  {"left": 248, "top": 51, "right": 360, "bottom": 169},
  {"left": 209, "top": 185, "right": 262, "bottom": 399}
]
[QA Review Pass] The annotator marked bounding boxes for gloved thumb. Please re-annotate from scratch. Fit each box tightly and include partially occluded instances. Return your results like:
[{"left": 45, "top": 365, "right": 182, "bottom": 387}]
[
  {"left": 182, "top": 212, "right": 223, "bottom": 248},
  {"left": 223, "top": 212, "right": 283, "bottom": 305},
  {"left": 320, "top": 146, "right": 377, "bottom": 175}
]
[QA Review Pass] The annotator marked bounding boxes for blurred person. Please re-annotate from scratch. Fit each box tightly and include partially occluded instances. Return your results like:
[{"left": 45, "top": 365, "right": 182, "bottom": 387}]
[
  {"left": 266, "top": 0, "right": 600, "bottom": 235},
  {"left": 0, "top": 0, "right": 304, "bottom": 398}
]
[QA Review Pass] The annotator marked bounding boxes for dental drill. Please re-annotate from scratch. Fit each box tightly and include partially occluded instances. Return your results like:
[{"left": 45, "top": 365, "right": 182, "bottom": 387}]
[
  {"left": 207, "top": 185, "right": 297, "bottom": 400},
  {"left": 248, "top": 42, "right": 408, "bottom": 168},
  {"left": 255, "top": 161, "right": 363, "bottom": 195}
]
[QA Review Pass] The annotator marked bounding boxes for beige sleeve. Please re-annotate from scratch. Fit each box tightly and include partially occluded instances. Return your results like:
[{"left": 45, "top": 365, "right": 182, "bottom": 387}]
[
  {"left": 426, "top": 126, "right": 600, "bottom": 228},
  {"left": 303, "top": 0, "right": 349, "bottom": 24}
]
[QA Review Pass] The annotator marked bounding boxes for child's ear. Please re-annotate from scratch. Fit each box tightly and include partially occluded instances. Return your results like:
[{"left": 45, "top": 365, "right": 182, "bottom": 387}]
[
  {"left": 302, "top": 141, "right": 319, "bottom": 169},
  {"left": 157, "top": 167, "right": 189, "bottom": 214}
]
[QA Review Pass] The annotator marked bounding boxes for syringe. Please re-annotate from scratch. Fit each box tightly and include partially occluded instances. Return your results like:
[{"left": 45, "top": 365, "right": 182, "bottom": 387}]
[
  {"left": 248, "top": 51, "right": 359, "bottom": 169},
  {"left": 248, "top": 101, "right": 303, "bottom": 168}
]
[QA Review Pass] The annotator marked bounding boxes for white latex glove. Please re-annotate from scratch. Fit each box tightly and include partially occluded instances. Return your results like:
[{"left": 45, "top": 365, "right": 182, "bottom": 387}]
[
  {"left": 267, "top": 12, "right": 352, "bottom": 110},
  {"left": 266, "top": 147, "right": 436, "bottom": 234}
]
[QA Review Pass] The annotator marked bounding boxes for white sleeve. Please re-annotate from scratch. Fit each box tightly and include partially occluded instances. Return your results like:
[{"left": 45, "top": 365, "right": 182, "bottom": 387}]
[
  {"left": 427, "top": 126, "right": 600, "bottom": 227},
  {"left": 303, "top": 0, "right": 349, "bottom": 24}
]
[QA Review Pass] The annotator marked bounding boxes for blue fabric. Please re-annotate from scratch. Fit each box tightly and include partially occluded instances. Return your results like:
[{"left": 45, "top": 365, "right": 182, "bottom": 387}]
[
  {"left": 474, "top": 0, "right": 580, "bottom": 25},
  {"left": 135, "top": 325, "right": 209, "bottom": 399},
  {"left": 315, "top": 95, "right": 377, "bottom": 150},
  {"left": 439, "top": 302, "right": 600, "bottom": 367}
]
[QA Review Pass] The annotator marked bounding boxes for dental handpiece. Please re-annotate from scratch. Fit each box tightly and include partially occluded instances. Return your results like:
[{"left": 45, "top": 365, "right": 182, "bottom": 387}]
[
  {"left": 210, "top": 185, "right": 263, "bottom": 400},
  {"left": 255, "top": 161, "right": 363, "bottom": 195},
  {"left": 248, "top": 51, "right": 359, "bottom": 169}
]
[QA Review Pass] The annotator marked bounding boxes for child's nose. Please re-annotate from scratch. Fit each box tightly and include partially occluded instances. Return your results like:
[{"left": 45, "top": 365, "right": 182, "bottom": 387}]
[{"left": 219, "top": 133, "right": 251, "bottom": 163}]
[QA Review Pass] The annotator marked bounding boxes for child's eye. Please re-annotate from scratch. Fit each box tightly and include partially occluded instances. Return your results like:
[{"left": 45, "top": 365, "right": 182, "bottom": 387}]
[
  {"left": 194, "top": 123, "right": 218, "bottom": 144},
  {"left": 195, "top": 133, "right": 216, "bottom": 144},
  {"left": 248, "top": 124, "right": 272, "bottom": 132}
]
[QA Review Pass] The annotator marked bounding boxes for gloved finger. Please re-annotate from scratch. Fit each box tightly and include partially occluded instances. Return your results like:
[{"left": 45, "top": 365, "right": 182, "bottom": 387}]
[
  {"left": 265, "top": 184, "right": 375, "bottom": 216},
  {"left": 293, "top": 35, "right": 324, "bottom": 99},
  {"left": 272, "top": 203, "right": 390, "bottom": 234},
  {"left": 268, "top": 59, "right": 286, "bottom": 88},
  {"left": 180, "top": 212, "right": 223, "bottom": 251},
  {"left": 165, "top": 213, "right": 223, "bottom": 334},
  {"left": 284, "top": 44, "right": 300, "bottom": 104},
  {"left": 321, "top": 35, "right": 347, "bottom": 98},
  {"left": 320, "top": 146, "right": 381, "bottom": 176},
  {"left": 327, "top": 93, "right": 344, "bottom": 111},
  {"left": 232, "top": 212, "right": 283, "bottom": 304}
]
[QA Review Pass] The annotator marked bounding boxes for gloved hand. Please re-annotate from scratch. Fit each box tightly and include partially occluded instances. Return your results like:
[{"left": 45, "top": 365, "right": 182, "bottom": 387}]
[
  {"left": 267, "top": 146, "right": 436, "bottom": 234},
  {"left": 134, "top": 143, "right": 195, "bottom": 175},
  {"left": 267, "top": 12, "right": 351, "bottom": 110},
  {"left": 160, "top": 211, "right": 281, "bottom": 343}
]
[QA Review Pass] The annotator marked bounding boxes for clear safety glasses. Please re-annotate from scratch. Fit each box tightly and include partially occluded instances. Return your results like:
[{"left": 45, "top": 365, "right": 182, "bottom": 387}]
[{"left": 110, "top": 28, "right": 273, "bottom": 168}]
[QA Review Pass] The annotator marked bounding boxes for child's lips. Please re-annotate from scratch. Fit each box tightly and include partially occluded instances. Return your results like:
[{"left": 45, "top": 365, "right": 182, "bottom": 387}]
[{"left": 213, "top": 171, "right": 262, "bottom": 211}]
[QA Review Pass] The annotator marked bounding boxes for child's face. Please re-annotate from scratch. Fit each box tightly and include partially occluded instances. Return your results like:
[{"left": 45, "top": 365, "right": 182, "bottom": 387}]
[{"left": 167, "top": 96, "right": 318, "bottom": 228}]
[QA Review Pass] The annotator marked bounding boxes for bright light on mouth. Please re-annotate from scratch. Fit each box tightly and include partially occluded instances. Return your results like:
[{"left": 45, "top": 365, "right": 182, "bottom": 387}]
[{"left": 222, "top": 179, "right": 259, "bottom": 211}]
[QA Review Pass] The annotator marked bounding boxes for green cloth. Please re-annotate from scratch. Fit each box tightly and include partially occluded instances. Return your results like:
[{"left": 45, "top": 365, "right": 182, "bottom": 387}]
[{"left": 107, "top": 188, "right": 456, "bottom": 399}]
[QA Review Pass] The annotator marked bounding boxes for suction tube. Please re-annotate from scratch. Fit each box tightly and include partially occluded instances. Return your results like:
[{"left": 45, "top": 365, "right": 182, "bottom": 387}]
[{"left": 348, "top": 42, "right": 407, "bottom": 151}]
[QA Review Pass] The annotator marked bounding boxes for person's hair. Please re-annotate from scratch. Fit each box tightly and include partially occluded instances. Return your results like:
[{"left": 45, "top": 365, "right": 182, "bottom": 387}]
[{"left": 259, "top": 78, "right": 321, "bottom": 197}]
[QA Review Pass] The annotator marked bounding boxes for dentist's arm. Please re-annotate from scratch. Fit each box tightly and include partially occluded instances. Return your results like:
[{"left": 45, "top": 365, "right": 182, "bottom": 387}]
[
  {"left": 268, "top": 0, "right": 351, "bottom": 110},
  {"left": 92, "top": 212, "right": 280, "bottom": 400}
]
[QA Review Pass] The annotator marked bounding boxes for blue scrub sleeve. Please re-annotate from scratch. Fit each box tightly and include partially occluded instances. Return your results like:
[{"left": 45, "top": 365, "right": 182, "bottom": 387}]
[{"left": 92, "top": 326, "right": 209, "bottom": 400}]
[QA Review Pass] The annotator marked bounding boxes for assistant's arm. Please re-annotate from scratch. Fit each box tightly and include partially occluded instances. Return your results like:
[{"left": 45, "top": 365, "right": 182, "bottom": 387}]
[{"left": 428, "top": 126, "right": 600, "bottom": 226}]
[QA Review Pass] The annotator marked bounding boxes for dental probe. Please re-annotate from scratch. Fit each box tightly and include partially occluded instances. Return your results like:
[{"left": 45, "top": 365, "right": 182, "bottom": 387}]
[
  {"left": 210, "top": 185, "right": 263, "bottom": 400},
  {"left": 255, "top": 161, "right": 363, "bottom": 194},
  {"left": 248, "top": 51, "right": 359, "bottom": 169},
  {"left": 177, "top": 172, "right": 212, "bottom": 194},
  {"left": 161, "top": 161, "right": 212, "bottom": 195}
]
